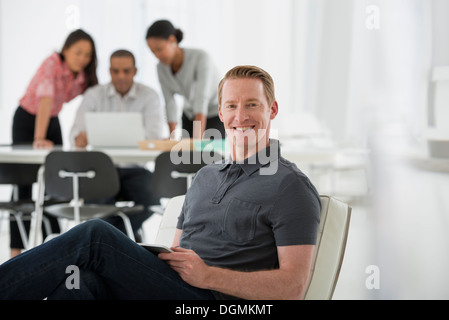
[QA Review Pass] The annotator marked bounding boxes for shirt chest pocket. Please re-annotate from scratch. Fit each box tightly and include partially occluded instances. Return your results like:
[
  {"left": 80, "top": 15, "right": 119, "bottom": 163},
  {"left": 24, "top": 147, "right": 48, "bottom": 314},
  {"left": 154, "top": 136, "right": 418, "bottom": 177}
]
[{"left": 223, "top": 198, "right": 261, "bottom": 243}]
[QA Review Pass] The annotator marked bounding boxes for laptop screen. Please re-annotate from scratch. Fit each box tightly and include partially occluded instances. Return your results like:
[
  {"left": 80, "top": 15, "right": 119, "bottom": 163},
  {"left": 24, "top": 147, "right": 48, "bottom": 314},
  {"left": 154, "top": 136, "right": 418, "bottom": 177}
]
[{"left": 85, "top": 112, "right": 145, "bottom": 148}]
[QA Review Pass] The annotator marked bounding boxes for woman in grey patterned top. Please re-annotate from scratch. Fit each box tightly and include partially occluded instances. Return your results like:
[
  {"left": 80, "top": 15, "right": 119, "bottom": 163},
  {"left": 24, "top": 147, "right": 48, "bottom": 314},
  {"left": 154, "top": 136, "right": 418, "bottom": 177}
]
[{"left": 146, "top": 20, "right": 225, "bottom": 140}]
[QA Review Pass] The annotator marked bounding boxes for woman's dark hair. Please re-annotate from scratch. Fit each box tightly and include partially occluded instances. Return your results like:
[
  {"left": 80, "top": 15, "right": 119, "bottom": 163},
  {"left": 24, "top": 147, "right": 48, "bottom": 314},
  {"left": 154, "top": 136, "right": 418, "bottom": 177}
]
[
  {"left": 59, "top": 29, "right": 98, "bottom": 89},
  {"left": 145, "top": 20, "right": 183, "bottom": 43}
]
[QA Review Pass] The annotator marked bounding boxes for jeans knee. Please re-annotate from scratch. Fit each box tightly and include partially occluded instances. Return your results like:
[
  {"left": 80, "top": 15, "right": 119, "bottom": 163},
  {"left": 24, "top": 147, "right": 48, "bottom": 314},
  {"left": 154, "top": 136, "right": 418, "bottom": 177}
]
[{"left": 78, "top": 219, "right": 113, "bottom": 237}]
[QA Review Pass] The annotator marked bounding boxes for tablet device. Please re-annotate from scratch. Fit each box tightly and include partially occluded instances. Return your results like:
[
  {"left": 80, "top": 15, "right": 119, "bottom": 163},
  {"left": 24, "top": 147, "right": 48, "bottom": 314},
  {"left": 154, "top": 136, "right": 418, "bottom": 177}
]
[{"left": 138, "top": 243, "right": 173, "bottom": 254}]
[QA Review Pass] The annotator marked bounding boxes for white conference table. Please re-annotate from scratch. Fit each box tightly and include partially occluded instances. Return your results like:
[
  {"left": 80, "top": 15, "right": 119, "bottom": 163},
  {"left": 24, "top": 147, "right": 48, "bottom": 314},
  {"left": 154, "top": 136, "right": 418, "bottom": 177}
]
[
  {"left": 0, "top": 145, "right": 162, "bottom": 164},
  {"left": 0, "top": 143, "right": 345, "bottom": 169},
  {"left": 0, "top": 142, "right": 357, "bottom": 248}
]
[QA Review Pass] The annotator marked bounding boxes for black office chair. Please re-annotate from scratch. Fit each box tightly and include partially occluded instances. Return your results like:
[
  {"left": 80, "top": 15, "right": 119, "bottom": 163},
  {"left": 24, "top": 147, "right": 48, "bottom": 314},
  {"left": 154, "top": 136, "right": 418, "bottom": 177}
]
[
  {"left": 0, "top": 163, "right": 42, "bottom": 249},
  {"left": 150, "top": 150, "right": 223, "bottom": 213},
  {"left": 40, "top": 151, "right": 142, "bottom": 241}
]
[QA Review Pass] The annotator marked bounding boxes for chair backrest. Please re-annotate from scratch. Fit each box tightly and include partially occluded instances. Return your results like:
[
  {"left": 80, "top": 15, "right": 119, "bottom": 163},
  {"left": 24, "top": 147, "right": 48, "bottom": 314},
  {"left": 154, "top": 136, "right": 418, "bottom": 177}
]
[
  {"left": 0, "top": 163, "right": 41, "bottom": 186},
  {"left": 303, "top": 195, "right": 352, "bottom": 300},
  {"left": 44, "top": 151, "right": 120, "bottom": 200},
  {"left": 151, "top": 151, "right": 222, "bottom": 199},
  {"left": 155, "top": 194, "right": 351, "bottom": 300},
  {"left": 155, "top": 195, "right": 186, "bottom": 246}
]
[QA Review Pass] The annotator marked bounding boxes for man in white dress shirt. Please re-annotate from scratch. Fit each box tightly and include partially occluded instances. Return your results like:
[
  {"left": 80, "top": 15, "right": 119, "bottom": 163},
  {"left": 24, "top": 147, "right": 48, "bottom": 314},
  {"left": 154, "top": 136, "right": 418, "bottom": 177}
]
[{"left": 70, "top": 49, "right": 166, "bottom": 240}]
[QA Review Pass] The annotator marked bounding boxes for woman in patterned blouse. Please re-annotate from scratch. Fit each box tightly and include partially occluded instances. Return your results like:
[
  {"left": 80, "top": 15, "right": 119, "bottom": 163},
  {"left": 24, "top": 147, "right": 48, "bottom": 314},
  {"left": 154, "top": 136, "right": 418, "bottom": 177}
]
[
  {"left": 8, "top": 29, "right": 98, "bottom": 258},
  {"left": 12, "top": 28, "right": 98, "bottom": 149}
]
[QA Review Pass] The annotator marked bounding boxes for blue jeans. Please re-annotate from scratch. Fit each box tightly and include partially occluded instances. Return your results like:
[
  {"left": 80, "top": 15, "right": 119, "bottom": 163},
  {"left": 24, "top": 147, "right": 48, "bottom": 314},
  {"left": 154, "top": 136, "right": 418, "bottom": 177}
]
[{"left": 0, "top": 219, "right": 215, "bottom": 300}]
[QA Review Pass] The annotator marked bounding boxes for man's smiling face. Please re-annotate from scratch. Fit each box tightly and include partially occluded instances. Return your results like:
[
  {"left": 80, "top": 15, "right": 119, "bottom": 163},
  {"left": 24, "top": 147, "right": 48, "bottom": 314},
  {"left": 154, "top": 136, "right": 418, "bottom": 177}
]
[{"left": 219, "top": 77, "right": 278, "bottom": 160}]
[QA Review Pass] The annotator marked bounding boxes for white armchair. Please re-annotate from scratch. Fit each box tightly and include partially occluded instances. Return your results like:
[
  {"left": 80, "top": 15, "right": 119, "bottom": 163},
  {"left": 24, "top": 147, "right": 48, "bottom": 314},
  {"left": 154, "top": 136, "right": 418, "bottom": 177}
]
[{"left": 154, "top": 194, "right": 351, "bottom": 300}]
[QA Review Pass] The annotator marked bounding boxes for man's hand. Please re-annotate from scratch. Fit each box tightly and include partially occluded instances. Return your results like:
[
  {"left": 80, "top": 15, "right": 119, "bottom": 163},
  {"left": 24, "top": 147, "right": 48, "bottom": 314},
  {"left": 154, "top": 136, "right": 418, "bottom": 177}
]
[
  {"left": 159, "top": 244, "right": 315, "bottom": 299},
  {"left": 158, "top": 247, "right": 211, "bottom": 289}
]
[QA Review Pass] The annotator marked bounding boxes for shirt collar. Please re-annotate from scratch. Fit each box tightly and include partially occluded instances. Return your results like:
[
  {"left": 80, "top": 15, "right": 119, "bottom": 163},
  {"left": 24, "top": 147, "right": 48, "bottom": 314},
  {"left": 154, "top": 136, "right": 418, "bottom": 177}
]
[
  {"left": 107, "top": 82, "right": 137, "bottom": 99},
  {"left": 74, "top": 71, "right": 86, "bottom": 86},
  {"left": 219, "top": 139, "right": 281, "bottom": 176}
]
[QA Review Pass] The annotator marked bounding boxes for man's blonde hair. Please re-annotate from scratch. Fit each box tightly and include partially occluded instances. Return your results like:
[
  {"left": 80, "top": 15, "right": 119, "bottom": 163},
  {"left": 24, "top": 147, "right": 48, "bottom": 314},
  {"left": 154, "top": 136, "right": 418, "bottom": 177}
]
[{"left": 218, "top": 65, "right": 276, "bottom": 106}]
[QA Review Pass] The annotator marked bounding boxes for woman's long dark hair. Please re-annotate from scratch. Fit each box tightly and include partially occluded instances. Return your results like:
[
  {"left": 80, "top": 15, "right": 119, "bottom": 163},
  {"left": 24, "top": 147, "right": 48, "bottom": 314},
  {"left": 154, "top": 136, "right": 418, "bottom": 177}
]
[{"left": 59, "top": 29, "right": 98, "bottom": 89}]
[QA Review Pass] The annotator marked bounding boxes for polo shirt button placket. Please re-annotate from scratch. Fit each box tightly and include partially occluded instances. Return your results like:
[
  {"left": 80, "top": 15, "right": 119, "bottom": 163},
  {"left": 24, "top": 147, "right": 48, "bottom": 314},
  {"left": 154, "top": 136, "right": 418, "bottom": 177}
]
[{"left": 211, "top": 164, "right": 241, "bottom": 204}]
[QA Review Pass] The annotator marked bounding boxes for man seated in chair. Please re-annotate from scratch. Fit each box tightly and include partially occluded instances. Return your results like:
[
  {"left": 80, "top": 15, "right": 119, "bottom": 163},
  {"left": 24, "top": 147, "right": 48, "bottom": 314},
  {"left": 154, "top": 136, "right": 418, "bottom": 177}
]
[
  {"left": 69, "top": 49, "right": 166, "bottom": 240},
  {"left": 0, "top": 65, "right": 321, "bottom": 300}
]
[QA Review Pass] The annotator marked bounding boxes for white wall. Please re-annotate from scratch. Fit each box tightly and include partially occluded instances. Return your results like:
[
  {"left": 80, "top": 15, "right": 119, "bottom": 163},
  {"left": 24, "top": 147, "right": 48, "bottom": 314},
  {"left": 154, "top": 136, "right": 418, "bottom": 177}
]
[
  {"left": 428, "top": 0, "right": 449, "bottom": 131},
  {"left": 314, "top": 0, "right": 354, "bottom": 143},
  {"left": 0, "top": 0, "right": 81, "bottom": 145},
  {"left": 344, "top": 0, "right": 432, "bottom": 146},
  {"left": 0, "top": 0, "right": 2, "bottom": 141}
]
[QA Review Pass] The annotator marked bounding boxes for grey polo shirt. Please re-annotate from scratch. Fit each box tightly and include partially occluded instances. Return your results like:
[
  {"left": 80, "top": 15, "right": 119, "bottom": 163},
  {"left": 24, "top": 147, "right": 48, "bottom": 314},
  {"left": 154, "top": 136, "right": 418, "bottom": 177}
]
[{"left": 177, "top": 140, "right": 321, "bottom": 273}]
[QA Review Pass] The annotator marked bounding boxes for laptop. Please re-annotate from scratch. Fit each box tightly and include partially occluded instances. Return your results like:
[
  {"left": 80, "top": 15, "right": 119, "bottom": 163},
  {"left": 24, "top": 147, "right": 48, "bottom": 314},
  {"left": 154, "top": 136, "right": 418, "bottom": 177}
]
[{"left": 85, "top": 112, "right": 145, "bottom": 148}]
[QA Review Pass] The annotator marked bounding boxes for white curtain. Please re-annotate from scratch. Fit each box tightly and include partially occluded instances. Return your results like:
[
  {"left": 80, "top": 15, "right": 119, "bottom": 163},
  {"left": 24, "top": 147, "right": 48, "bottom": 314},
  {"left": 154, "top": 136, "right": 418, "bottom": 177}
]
[{"left": 345, "top": 0, "right": 432, "bottom": 147}]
